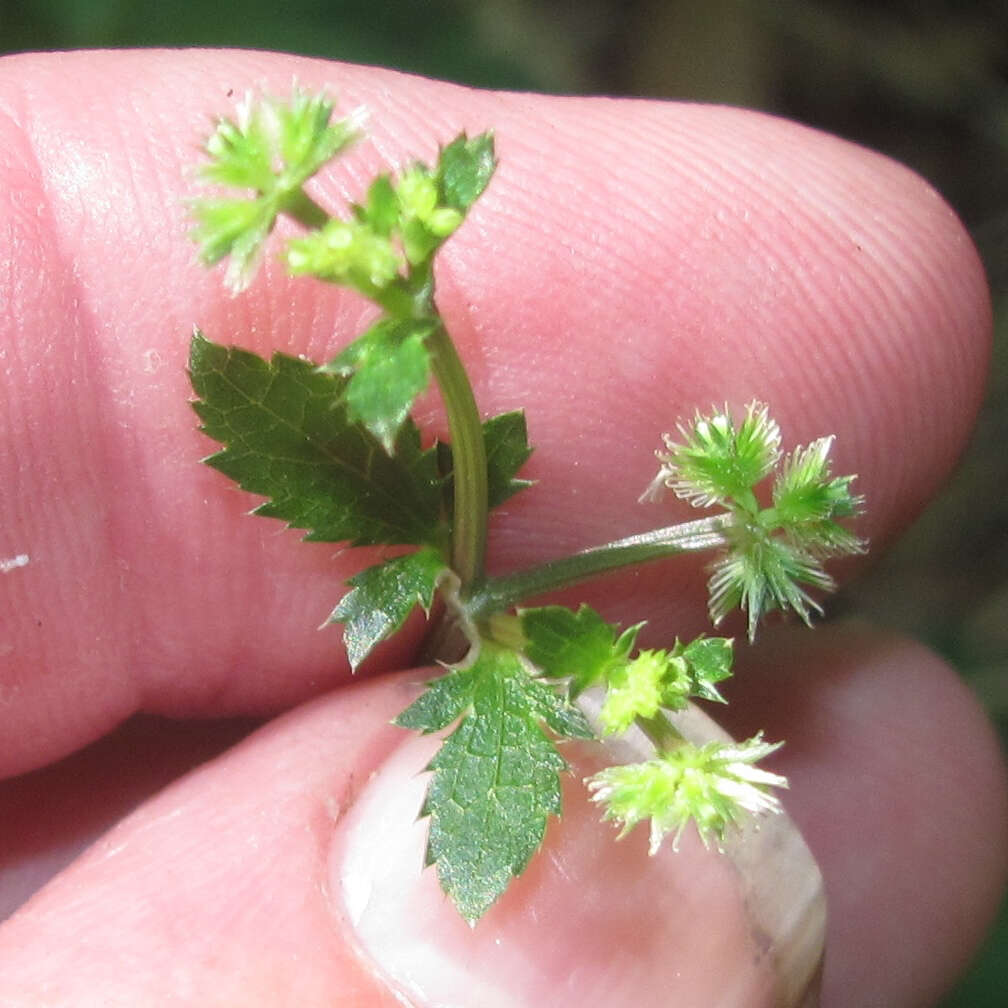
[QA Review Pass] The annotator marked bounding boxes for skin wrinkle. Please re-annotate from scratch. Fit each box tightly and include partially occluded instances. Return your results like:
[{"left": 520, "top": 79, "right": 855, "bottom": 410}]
[
  {"left": 548, "top": 113, "right": 931, "bottom": 516},
  {"left": 30, "top": 129, "right": 157, "bottom": 725},
  {"left": 531, "top": 107, "right": 880, "bottom": 417},
  {"left": 0, "top": 88, "right": 141, "bottom": 773},
  {"left": 688, "top": 114, "right": 985, "bottom": 470},
  {"left": 0, "top": 681, "right": 415, "bottom": 1004}
]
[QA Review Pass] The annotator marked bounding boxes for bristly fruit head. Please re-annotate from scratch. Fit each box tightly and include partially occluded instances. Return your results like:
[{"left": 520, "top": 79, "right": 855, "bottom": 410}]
[
  {"left": 644, "top": 402, "right": 865, "bottom": 639},
  {"left": 587, "top": 733, "right": 788, "bottom": 854},
  {"left": 191, "top": 87, "right": 363, "bottom": 292},
  {"left": 644, "top": 401, "right": 780, "bottom": 509}
]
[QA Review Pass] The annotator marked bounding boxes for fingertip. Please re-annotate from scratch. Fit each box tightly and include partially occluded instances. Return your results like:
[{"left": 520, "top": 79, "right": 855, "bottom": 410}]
[{"left": 723, "top": 623, "right": 1008, "bottom": 1007}]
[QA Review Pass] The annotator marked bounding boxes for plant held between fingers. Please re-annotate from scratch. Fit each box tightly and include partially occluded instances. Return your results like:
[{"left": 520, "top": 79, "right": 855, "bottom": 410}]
[{"left": 188, "top": 88, "right": 865, "bottom": 924}]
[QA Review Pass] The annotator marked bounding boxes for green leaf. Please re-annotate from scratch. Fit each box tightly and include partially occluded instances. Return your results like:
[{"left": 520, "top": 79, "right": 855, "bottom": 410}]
[
  {"left": 395, "top": 663, "right": 480, "bottom": 734},
  {"left": 321, "top": 318, "right": 434, "bottom": 453},
  {"left": 483, "top": 411, "right": 533, "bottom": 507},
  {"left": 528, "top": 677, "right": 593, "bottom": 740},
  {"left": 679, "top": 636, "right": 734, "bottom": 702},
  {"left": 188, "top": 330, "right": 445, "bottom": 547},
  {"left": 437, "top": 132, "right": 496, "bottom": 212},
  {"left": 520, "top": 604, "right": 640, "bottom": 697},
  {"left": 327, "top": 547, "right": 446, "bottom": 670},
  {"left": 395, "top": 643, "right": 587, "bottom": 922}
]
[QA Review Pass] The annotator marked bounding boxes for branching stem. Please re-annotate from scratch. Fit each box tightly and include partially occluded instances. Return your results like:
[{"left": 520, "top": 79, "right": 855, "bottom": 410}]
[{"left": 466, "top": 513, "right": 734, "bottom": 622}]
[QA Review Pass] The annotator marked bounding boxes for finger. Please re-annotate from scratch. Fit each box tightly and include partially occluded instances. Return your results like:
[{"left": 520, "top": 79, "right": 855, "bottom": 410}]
[
  {"left": 0, "top": 715, "right": 258, "bottom": 922},
  {"left": 1, "top": 631, "right": 1003, "bottom": 1007},
  {"left": 0, "top": 49, "right": 989, "bottom": 774},
  {"left": 0, "top": 675, "right": 412, "bottom": 1007},
  {"left": 719, "top": 624, "right": 1008, "bottom": 1007}
]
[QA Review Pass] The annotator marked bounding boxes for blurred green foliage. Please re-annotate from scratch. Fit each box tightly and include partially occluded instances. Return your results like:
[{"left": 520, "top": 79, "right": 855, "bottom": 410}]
[
  {"left": 0, "top": 0, "right": 540, "bottom": 89},
  {"left": 2, "top": 0, "right": 1005, "bottom": 1001}
]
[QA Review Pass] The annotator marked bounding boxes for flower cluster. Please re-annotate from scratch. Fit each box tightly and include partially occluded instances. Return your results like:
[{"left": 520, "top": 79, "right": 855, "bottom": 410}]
[
  {"left": 587, "top": 734, "right": 788, "bottom": 854},
  {"left": 191, "top": 86, "right": 493, "bottom": 306},
  {"left": 598, "top": 636, "right": 733, "bottom": 733},
  {"left": 648, "top": 402, "right": 865, "bottom": 639},
  {"left": 191, "top": 88, "right": 362, "bottom": 291}
]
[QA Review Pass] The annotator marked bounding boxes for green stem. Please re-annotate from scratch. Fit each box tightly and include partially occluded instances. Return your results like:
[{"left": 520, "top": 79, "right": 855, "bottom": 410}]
[
  {"left": 466, "top": 514, "right": 734, "bottom": 622},
  {"left": 635, "top": 710, "right": 687, "bottom": 754},
  {"left": 427, "top": 320, "right": 488, "bottom": 589},
  {"left": 281, "top": 189, "right": 330, "bottom": 230}
]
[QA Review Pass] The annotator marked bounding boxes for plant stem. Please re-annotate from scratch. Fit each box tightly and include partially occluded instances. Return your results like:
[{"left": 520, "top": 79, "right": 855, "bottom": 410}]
[
  {"left": 281, "top": 189, "right": 330, "bottom": 230},
  {"left": 426, "top": 320, "right": 488, "bottom": 589},
  {"left": 635, "top": 710, "right": 687, "bottom": 754},
  {"left": 466, "top": 514, "right": 734, "bottom": 621}
]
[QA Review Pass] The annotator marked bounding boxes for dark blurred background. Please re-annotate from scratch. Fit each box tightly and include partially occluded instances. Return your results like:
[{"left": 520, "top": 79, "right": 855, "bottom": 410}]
[{"left": 2, "top": 1, "right": 1006, "bottom": 1002}]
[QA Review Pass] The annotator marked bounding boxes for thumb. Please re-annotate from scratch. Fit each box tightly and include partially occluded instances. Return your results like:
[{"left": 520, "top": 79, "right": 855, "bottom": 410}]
[
  {"left": 338, "top": 697, "right": 822, "bottom": 1008},
  {"left": 0, "top": 669, "right": 821, "bottom": 1008}
]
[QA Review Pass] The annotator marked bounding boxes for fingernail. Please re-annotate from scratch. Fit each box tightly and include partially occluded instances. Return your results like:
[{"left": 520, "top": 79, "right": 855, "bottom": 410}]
[{"left": 332, "top": 703, "right": 824, "bottom": 1007}]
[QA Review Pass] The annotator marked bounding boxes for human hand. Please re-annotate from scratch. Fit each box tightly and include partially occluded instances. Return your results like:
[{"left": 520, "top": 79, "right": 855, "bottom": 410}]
[{"left": 0, "top": 49, "right": 1004, "bottom": 1007}]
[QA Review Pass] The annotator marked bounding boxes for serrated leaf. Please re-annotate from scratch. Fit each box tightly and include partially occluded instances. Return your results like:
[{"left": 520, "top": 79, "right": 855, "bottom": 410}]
[
  {"left": 438, "top": 410, "right": 533, "bottom": 514},
  {"left": 673, "top": 636, "right": 733, "bottom": 704},
  {"left": 321, "top": 318, "right": 434, "bottom": 453},
  {"left": 483, "top": 411, "right": 534, "bottom": 507},
  {"left": 398, "top": 643, "right": 585, "bottom": 922},
  {"left": 520, "top": 604, "right": 640, "bottom": 697},
  {"left": 327, "top": 546, "right": 447, "bottom": 670},
  {"left": 395, "top": 664, "right": 479, "bottom": 733},
  {"left": 525, "top": 674, "right": 594, "bottom": 739},
  {"left": 437, "top": 132, "right": 496, "bottom": 212},
  {"left": 188, "top": 330, "right": 444, "bottom": 547}
]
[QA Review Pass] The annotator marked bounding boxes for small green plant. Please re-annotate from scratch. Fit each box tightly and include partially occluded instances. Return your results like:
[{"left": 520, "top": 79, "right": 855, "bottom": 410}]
[{"left": 189, "top": 88, "right": 865, "bottom": 923}]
